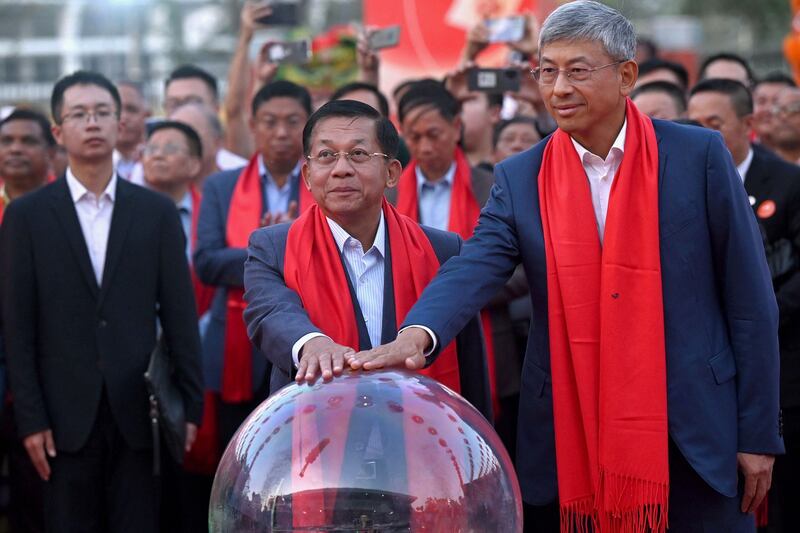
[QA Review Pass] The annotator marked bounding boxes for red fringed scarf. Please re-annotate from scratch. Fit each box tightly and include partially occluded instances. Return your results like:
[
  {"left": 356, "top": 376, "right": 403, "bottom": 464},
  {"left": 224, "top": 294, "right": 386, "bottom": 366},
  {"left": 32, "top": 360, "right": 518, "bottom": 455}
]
[
  {"left": 283, "top": 200, "right": 460, "bottom": 392},
  {"left": 222, "top": 155, "right": 313, "bottom": 403},
  {"left": 397, "top": 147, "right": 499, "bottom": 415},
  {"left": 538, "top": 99, "right": 669, "bottom": 533}
]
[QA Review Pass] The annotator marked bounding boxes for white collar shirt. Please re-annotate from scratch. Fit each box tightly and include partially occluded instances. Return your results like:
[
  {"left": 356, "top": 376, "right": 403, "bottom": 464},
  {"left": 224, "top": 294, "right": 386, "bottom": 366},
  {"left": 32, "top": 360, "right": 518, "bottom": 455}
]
[
  {"left": 415, "top": 162, "right": 456, "bottom": 231},
  {"left": 258, "top": 155, "right": 300, "bottom": 216},
  {"left": 570, "top": 120, "right": 627, "bottom": 244},
  {"left": 737, "top": 147, "right": 754, "bottom": 184},
  {"left": 66, "top": 168, "right": 117, "bottom": 285}
]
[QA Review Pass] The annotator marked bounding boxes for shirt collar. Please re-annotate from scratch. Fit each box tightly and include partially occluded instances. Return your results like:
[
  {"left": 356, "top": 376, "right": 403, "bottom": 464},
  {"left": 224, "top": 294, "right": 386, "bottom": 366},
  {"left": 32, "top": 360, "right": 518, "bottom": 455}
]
[
  {"left": 570, "top": 119, "right": 627, "bottom": 165},
  {"left": 258, "top": 154, "right": 301, "bottom": 190},
  {"left": 176, "top": 189, "right": 193, "bottom": 213},
  {"left": 415, "top": 161, "right": 457, "bottom": 192},
  {"left": 66, "top": 167, "right": 117, "bottom": 203},
  {"left": 737, "top": 147, "right": 754, "bottom": 183},
  {"left": 326, "top": 210, "right": 386, "bottom": 257}
]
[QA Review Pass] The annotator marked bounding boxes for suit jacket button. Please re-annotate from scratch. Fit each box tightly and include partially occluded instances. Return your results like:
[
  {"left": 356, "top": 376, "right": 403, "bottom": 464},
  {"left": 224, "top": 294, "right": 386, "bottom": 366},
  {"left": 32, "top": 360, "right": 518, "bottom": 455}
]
[{"left": 99, "top": 319, "right": 107, "bottom": 328}]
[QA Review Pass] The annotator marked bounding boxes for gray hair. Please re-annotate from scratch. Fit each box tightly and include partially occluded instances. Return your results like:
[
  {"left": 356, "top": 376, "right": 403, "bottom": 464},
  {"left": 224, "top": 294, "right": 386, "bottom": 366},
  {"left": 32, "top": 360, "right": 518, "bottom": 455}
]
[
  {"left": 539, "top": 1, "right": 636, "bottom": 62},
  {"left": 170, "top": 101, "right": 224, "bottom": 140}
]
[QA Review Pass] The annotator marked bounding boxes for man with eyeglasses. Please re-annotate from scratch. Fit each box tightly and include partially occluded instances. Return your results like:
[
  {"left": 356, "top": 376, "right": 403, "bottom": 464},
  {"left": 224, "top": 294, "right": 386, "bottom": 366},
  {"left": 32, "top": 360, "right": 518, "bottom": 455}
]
[
  {"left": 770, "top": 86, "right": 800, "bottom": 165},
  {"left": 0, "top": 71, "right": 204, "bottom": 532},
  {"left": 194, "top": 80, "right": 313, "bottom": 453},
  {"left": 352, "top": 2, "right": 782, "bottom": 532},
  {"left": 242, "top": 99, "right": 491, "bottom": 421}
]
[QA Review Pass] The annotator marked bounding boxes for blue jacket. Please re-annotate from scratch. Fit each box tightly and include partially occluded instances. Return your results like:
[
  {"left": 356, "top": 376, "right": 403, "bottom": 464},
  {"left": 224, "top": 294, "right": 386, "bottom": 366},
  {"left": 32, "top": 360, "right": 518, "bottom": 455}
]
[
  {"left": 194, "top": 166, "right": 301, "bottom": 395},
  {"left": 403, "top": 120, "right": 784, "bottom": 505}
]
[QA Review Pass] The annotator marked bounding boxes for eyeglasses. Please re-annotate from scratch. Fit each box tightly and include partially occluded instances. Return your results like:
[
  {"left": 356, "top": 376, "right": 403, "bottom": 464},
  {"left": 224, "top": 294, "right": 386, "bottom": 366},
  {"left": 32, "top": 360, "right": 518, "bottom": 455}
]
[
  {"left": 306, "top": 148, "right": 389, "bottom": 167},
  {"left": 143, "top": 143, "right": 190, "bottom": 157},
  {"left": 532, "top": 61, "right": 624, "bottom": 85},
  {"left": 772, "top": 102, "right": 800, "bottom": 117},
  {"left": 255, "top": 115, "right": 306, "bottom": 131},
  {"left": 61, "top": 107, "right": 117, "bottom": 124}
]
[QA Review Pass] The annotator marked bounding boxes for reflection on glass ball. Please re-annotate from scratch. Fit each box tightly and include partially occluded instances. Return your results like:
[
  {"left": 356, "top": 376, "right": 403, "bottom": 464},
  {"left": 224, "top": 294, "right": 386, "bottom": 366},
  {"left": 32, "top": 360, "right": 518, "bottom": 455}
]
[{"left": 209, "top": 369, "right": 522, "bottom": 532}]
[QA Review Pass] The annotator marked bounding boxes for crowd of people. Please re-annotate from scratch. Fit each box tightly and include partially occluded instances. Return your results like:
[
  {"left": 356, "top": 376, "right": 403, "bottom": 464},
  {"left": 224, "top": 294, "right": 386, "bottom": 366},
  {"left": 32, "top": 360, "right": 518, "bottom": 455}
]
[{"left": 0, "top": 0, "right": 797, "bottom": 531}]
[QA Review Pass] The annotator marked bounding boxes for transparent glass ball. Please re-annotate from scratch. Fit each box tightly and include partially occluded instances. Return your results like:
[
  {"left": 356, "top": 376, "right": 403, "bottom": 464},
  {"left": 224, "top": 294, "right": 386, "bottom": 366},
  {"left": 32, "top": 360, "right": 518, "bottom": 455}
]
[{"left": 209, "top": 369, "right": 522, "bottom": 532}]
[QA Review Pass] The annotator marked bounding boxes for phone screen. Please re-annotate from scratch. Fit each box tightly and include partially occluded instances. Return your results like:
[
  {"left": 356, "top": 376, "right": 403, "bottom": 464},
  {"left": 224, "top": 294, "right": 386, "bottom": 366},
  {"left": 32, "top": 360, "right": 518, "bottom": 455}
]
[
  {"left": 486, "top": 16, "right": 525, "bottom": 43},
  {"left": 368, "top": 25, "right": 401, "bottom": 50}
]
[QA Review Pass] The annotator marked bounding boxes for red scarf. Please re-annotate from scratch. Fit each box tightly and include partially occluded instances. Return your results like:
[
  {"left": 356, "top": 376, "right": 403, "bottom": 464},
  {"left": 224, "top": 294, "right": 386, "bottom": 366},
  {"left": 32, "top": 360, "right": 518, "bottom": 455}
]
[
  {"left": 283, "top": 200, "right": 460, "bottom": 391},
  {"left": 222, "top": 155, "right": 313, "bottom": 403},
  {"left": 538, "top": 99, "right": 668, "bottom": 532},
  {"left": 397, "top": 147, "right": 499, "bottom": 415}
]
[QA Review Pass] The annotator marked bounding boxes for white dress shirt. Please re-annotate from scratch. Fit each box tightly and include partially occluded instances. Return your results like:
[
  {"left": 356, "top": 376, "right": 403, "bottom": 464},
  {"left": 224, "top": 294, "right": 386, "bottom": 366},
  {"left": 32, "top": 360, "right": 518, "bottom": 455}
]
[
  {"left": 258, "top": 155, "right": 300, "bottom": 216},
  {"left": 292, "top": 213, "right": 387, "bottom": 366},
  {"left": 570, "top": 120, "right": 627, "bottom": 244},
  {"left": 176, "top": 190, "right": 193, "bottom": 263},
  {"left": 737, "top": 147, "right": 754, "bottom": 184},
  {"left": 415, "top": 163, "right": 456, "bottom": 231},
  {"left": 65, "top": 168, "right": 117, "bottom": 285}
]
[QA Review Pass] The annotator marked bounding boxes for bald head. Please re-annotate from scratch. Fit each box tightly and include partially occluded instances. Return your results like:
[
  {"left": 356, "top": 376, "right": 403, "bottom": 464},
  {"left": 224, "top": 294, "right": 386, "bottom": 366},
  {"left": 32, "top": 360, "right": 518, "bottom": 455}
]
[{"left": 169, "top": 102, "right": 222, "bottom": 177}]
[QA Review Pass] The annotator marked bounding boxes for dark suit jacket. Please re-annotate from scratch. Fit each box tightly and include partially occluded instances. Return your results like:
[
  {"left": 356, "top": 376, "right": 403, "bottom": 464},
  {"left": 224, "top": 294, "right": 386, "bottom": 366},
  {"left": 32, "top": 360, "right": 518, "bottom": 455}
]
[
  {"left": 745, "top": 144, "right": 800, "bottom": 407},
  {"left": 242, "top": 221, "right": 492, "bottom": 420},
  {"left": 194, "top": 167, "right": 301, "bottom": 396},
  {"left": 0, "top": 177, "right": 203, "bottom": 452},
  {"left": 402, "top": 121, "right": 784, "bottom": 505}
]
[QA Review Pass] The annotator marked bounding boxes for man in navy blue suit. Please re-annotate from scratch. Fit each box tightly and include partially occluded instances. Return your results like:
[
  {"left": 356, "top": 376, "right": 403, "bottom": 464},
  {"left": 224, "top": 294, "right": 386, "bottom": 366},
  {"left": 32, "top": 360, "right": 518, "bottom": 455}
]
[{"left": 348, "top": 1, "right": 783, "bottom": 531}]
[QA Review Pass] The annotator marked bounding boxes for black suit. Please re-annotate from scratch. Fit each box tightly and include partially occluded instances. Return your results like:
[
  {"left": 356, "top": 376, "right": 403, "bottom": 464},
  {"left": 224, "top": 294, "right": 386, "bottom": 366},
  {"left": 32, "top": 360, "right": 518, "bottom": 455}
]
[
  {"left": 745, "top": 144, "right": 800, "bottom": 532},
  {"left": 1, "top": 176, "right": 204, "bottom": 532},
  {"left": 243, "top": 222, "right": 492, "bottom": 420}
]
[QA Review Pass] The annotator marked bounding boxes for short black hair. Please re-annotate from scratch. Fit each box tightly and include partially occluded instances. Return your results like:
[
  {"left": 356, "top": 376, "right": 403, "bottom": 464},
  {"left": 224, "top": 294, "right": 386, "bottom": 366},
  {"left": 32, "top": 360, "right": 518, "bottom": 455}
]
[
  {"left": 754, "top": 71, "right": 796, "bottom": 90},
  {"left": 51, "top": 70, "right": 121, "bottom": 125},
  {"left": 302, "top": 99, "right": 400, "bottom": 159},
  {"left": 251, "top": 80, "right": 312, "bottom": 118},
  {"left": 330, "top": 82, "right": 390, "bottom": 117},
  {"left": 0, "top": 108, "right": 56, "bottom": 147},
  {"left": 147, "top": 120, "right": 203, "bottom": 159},
  {"left": 631, "top": 81, "right": 688, "bottom": 115},
  {"left": 699, "top": 52, "right": 754, "bottom": 86},
  {"left": 165, "top": 64, "right": 218, "bottom": 100},
  {"left": 493, "top": 115, "right": 539, "bottom": 148},
  {"left": 397, "top": 81, "right": 461, "bottom": 124},
  {"left": 636, "top": 37, "right": 659, "bottom": 61},
  {"left": 689, "top": 78, "right": 753, "bottom": 117},
  {"left": 637, "top": 58, "right": 689, "bottom": 90}
]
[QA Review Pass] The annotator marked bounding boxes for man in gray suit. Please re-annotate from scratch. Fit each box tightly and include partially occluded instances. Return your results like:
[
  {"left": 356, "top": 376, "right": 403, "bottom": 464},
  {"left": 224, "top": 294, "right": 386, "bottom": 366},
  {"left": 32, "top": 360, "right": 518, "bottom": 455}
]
[{"left": 242, "top": 99, "right": 491, "bottom": 418}]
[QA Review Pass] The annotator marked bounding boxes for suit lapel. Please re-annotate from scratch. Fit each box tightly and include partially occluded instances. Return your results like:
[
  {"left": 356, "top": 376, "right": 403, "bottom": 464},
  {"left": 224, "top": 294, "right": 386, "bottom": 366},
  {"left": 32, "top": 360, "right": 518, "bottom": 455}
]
[
  {"left": 743, "top": 149, "right": 770, "bottom": 200},
  {"left": 49, "top": 178, "right": 99, "bottom": 298},
  {"left": 656, "top": 129, "right": 668, "bottom": 194},
  {"left": 97, "top": 178, "right": 135, "bottom": 306}
]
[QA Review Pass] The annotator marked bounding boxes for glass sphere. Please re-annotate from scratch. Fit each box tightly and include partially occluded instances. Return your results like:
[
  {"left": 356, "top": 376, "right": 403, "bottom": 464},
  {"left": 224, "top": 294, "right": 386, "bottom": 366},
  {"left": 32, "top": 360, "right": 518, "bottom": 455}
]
[{"left": 209, "top": 369, "right": 522, "bottom": 532}]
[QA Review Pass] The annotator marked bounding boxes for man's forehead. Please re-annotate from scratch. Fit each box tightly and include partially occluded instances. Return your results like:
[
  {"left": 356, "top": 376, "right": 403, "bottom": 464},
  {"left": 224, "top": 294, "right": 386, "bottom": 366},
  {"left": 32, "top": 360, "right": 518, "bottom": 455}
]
[
  {"left": 255, "top": 98, "right": 307, "bottom": 116},
  {"left": 150, "top": 128, "right": 188, "bottom": 145},
  {"left": 777, "top": 88, "right": 800, "bottom": 103},
  {"left": 540, "top": 39, "right": 608, "bottom": 62},
  {"left": 0, "top": 119, "right": 43, "bottom": 135},
  {"left": 63, "top": 84, "right": 115, "bottom": 107},
  {"left": 166, "top": 77, "right": 213, "bottom": 97},
  {"left": 313, "top": 116, "right": 375, "bottom": 141}
]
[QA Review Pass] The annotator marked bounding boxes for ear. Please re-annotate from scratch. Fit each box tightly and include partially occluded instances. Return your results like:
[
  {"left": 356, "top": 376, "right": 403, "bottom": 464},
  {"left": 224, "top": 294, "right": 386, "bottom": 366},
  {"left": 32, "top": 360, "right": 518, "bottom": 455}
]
[
  {"left": 188, "top": 157, "right": 202, "bottom": 179},
  {"left": 301, "top": 161, "right": 312, "bottom": 190},
  {"left": 451, "top": 114, "right": 463, "bottom": 132},
  {"left": 742, "top": 113, "right": 754, "bottom": 132},
  {"left": 619, "top": 60, "right": 639, "bottom": 97},
  {"left": 51, "top": 124, "right": 64, "bottom": 147},
  {"left": 384, "top": 159, "right": 403, "bottom": 189}
]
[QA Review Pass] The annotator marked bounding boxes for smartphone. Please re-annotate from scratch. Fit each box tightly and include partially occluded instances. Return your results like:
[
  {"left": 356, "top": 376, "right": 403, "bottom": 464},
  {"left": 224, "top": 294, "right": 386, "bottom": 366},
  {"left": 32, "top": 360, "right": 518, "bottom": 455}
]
[
  {"left": 368, "top": 25, "right": 401, "bottom": 50},
  {"left": 485, "top": 16, "right": 525, "bottom": 43},
  {"left": 266, "top": 41, "right": 310, "bottom": 64},
  {"left": 256, "top": 1, "right": 301, "bottom": 26},
  {"left": 467, "top": 68, "right": 521, "bottom": 93}
]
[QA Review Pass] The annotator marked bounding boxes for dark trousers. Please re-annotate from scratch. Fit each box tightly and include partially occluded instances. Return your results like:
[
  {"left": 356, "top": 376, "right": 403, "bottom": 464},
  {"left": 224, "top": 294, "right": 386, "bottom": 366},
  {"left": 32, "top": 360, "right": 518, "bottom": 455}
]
[
  {"left": 0, "top": 405, "right": 44, "bottom": 533},
  {"left": 523, "top": 443, "right": 755, "bottom": 532},
  {"left": 216, "top": 377, "right": 269, "bottom": 452},
  {"left": 769, "top": 406, "right": 800, "bottom": 532},
  {"left": 44, "top": 395, "right": 156, "bottom": 533}
]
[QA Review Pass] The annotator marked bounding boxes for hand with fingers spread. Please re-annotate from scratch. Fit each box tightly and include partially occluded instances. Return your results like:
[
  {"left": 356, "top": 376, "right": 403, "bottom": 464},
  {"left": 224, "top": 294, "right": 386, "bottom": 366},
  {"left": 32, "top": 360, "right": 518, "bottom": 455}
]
[
  {"left": 348, "top": 327, "right": 431, "bottom": 372},
  {"left": 260, "top": 201, "right": 299, "bottom": 227},
  {"left": 738, "top": 452, "right": 774, "bottom": 513},
  {"left": 296, "top": 336, "right": 354, "bottom": 384},
  {"left": 23, "top": 429, "right": 56, "bottom": 481}
]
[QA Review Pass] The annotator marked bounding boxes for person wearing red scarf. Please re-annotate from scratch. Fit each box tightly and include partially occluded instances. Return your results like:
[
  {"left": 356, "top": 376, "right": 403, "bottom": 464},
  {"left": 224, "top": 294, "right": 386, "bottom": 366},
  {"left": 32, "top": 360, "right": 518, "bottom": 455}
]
[
  {"left": 387, "top": 82, "right": 528, "bottom": 432},
  {"left": 0, "top": 108, "right": 55, "bottom": 533},
  {"left": 194, "top": 81, "right": 313, "bottom": 456},
  {"left": 352, "top": 2, "right": 784, "bottom": 532}
]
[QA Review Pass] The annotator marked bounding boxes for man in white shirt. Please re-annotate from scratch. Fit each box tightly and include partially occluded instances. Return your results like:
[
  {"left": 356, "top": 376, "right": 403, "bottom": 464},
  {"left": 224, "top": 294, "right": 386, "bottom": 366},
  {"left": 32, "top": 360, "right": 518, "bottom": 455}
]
[
  {"left": 113, "top": 80, "right": 150, "bottom": 183},
  {"left": 1, "top": 70, "right": 203, "bottom": 533}
]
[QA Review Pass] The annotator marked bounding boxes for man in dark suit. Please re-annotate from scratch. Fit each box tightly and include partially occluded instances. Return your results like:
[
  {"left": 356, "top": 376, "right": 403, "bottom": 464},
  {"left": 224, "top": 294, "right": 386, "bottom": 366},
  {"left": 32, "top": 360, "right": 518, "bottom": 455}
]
[
  {"left": 194, "top": 80, "right": 312, "bottom": 450},
  {"left": 689, "top": 77, "right": 800, "bottom": 532},
  {"left": 0, "top": 71, "right": 204, "bottom": 532},
  {"left": 353, "top": 2, "right": 783, "bottom": 531},
  {"left": 242, "top": 99, "right": 491, "bottom": 418}
]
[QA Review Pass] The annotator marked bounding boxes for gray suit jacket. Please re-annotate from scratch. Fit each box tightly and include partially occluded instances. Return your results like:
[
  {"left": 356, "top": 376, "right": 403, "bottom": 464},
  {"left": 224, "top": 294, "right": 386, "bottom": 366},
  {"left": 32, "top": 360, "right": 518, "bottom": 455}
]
[{"left": 242, "top": 220, "right": 493, "bottom": 420}]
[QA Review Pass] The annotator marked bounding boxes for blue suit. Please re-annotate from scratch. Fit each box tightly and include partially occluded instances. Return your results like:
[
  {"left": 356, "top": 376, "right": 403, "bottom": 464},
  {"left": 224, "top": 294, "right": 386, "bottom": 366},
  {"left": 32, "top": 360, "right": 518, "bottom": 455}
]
[
  {"left": 194, "top": 167, "right": 301, "bottom": 397},
  {"left": 403, "top": 120, "right": 784, "bottom": 506}
]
